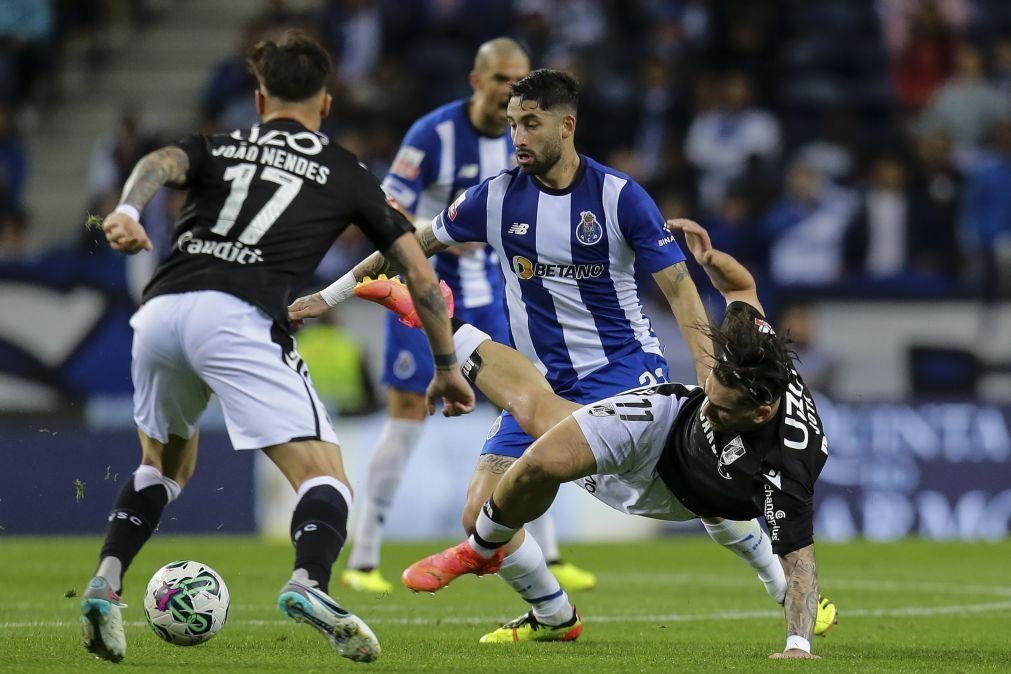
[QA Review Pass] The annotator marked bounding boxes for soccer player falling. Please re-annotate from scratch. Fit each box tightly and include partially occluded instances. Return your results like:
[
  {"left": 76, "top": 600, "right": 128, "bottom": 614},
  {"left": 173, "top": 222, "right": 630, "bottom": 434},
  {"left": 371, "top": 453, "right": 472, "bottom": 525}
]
[{"left": 345, "top": 218, "right": 838, "bottom": 658}]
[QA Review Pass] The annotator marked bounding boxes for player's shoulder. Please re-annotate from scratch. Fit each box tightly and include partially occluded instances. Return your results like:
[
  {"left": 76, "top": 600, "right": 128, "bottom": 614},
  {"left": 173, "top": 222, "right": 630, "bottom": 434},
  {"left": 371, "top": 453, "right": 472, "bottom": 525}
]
[
  {"left": 772, "top": 368, "right": 829, "bottom": 486},
  {"left": 406, "top": 99, "right": 468, "bottom": 137}
]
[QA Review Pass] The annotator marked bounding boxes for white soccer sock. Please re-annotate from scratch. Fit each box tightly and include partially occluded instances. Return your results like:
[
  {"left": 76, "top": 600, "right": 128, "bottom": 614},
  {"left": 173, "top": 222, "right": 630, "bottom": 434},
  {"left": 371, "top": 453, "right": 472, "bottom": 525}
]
[
  {"left": 497, "top": 532, "right": 573, "bottom": 626},
  {"left": 453, "top": 324, "right": 491, "bottom": 368},
  {"left": 96, "top": 557, "right": 123, "bottom": 592},
  {"left": 469, "top": 501, "right": 520, "bottom": 557},
  {"left": 704, "top": 518, "right": 786, "bottom": 603},
  {"left": 525, "top": 512, "right": 561, "bottom": 563},
  {"left": 347, "top": 418, "right": 423, "bottom": 570}
]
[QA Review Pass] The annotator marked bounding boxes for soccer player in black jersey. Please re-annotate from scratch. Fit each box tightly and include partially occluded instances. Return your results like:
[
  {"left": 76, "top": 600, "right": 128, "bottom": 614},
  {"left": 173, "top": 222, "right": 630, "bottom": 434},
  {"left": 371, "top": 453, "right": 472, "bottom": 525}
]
[
  {"left": 373, "top": 218, "right": 835, "bottom": 656},
  {"left": 80, "top": 32, "right": 473, "bottom": 664}
]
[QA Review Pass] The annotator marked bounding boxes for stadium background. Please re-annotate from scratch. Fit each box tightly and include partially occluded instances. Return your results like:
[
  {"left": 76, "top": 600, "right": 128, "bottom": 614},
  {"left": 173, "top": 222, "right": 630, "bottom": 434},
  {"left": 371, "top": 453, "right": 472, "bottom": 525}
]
[{"left": 1, "top": 0, "right": 1010, "bottom": 547}]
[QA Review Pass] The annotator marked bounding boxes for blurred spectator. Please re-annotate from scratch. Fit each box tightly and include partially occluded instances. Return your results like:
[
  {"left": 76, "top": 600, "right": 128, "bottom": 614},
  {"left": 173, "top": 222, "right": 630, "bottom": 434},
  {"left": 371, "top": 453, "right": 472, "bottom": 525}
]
[
  {"left": 881, "top": 0, "right": 969, "bottom": 55},
  {"left": 706, "top": 0, "right": 788, "bottom": 104},
  {"left": 907, "top": 131, "right": 963, "bottom": 278},
  {"left": 792, "top": 107, "right": 860, "bottom": 185},
  {"left": 200, "top": 23, "right": 266, "bottom": 133},
  {"left": 889, "top": 0, "right": 959, "bottom": 110},
  {"left": 0, "top": 104, "right": 26, "bottom": 206},
  {"left": 701, "top": 187, "right": 765, "bottom": 273},
  {"left": 962, "top": 119, "right": 1011, "bottom": 292},
  {"left": 844, "top": 156, "right": 912, "bottom": 279},
  {"left": 917, "top": 43, "right": 1010, "bottom": 158},
  {"left": 994, "top": 37, "right": 1011, "bottom": 99},
  {"left": 320, "top": 0, "right": 381, "bottom": 86},
  {"left": 762, "top": 160, "right": 857, "bottom": 285},
  {"left": 87, "top": 107, "right": 161, "bottom": 199},
  {"left": 0, "top": 206, "right": 27, "bottom": 259},
  {"left": 777, "top": 302, "right": 837, "bottom": 396},
  {"left": 0, "top": 0, "right": 54, "bottom": 105},
  {"left": 685, "top": 71, "right": 781, "bottom": 212}
]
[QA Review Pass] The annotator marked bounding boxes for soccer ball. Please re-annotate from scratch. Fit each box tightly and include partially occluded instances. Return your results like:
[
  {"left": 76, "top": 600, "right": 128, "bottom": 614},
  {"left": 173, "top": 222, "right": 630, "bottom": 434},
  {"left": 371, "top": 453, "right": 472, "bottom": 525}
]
[{"left": 143, "top": 560, "right": 230, "bottom": 646}]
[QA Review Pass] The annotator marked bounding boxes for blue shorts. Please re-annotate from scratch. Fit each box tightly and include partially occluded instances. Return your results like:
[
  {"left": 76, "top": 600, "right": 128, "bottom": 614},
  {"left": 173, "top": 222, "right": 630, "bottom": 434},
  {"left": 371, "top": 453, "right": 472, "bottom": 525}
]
[
  {"left": 482, "top": 350, "right": 670, "bottom": 459},
  {"left": 382, "top": 301, "right": 511, "bottom": 396}
]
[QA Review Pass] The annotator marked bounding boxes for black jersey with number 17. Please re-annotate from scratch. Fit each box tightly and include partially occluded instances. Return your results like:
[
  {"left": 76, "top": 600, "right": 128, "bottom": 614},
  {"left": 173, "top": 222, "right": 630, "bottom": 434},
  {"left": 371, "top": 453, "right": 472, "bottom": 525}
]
[
  {"left": 143, "top": 119, "right": 412, "bottom": 324},
  {"left": 655, "top": 302, "right": 829, "bottom": 555}
]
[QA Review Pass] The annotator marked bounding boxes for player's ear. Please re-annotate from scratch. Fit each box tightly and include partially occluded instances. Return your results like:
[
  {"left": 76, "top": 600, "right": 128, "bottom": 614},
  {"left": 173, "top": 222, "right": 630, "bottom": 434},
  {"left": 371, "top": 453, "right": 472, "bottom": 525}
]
[
  {"left": 255, "top": 88, "right": 266, "bottom": 116},
  {"left": 468, "top": 69, "right": 481, "bottom": 92},
  {"left": 753, "top": 403, "right": 775, "bottom": 425},
  {"left": 561, "top": 112, "right": 576, "bottom": 139},
  {"left": 320, "top": 92, "right": 332, "bottom": 119}
]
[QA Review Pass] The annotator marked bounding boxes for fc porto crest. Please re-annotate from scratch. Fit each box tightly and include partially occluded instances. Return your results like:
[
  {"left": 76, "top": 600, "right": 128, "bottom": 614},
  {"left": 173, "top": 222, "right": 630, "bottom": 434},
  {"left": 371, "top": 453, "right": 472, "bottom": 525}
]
[{"left": 575, "top": 210, "right": 603, "bottom": 245}]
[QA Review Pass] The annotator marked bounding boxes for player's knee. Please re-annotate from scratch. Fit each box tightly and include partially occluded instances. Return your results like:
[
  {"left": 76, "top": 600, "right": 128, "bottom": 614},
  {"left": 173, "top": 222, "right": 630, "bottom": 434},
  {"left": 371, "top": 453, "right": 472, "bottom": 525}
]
[
  {"left": 387, "top": 389, "right": 428, "bottom": 421},
  {"left": 510, "top": 454, "right": 552, "bottom": 491}
]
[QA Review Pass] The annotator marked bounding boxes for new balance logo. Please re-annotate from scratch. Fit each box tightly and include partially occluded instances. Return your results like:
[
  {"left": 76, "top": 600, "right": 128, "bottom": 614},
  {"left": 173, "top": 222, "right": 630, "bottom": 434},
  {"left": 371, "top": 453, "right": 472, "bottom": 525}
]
[{"left": 508, "top": 222, "right": 530, "bottom": 235}]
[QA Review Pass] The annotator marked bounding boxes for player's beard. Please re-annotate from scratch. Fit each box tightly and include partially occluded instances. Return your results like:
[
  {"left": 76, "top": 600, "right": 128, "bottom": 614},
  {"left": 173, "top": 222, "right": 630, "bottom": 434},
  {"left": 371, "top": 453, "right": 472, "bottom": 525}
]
[{"left": 518, "top": 136, "right": 562, "bottom": 176}]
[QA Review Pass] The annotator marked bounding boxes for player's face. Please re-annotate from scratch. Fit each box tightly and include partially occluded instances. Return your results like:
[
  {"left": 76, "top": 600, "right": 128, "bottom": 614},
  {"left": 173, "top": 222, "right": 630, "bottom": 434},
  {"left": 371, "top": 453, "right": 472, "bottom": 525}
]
[
  {"left": 702, "top": 373, "right": 760, "bottom": 432},
  {"left": 507, "top": 98, "right": 565, "bottom": 175},
  {"left": 472, "top": 55, "right": 530, "bottom": 127}
]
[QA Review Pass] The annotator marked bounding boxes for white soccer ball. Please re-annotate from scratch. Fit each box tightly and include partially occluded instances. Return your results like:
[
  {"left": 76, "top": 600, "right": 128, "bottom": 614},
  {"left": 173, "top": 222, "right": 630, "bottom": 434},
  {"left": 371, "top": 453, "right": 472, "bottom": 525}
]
[{"left": 143, "top": 560, "right": 230, "bottom": 646}]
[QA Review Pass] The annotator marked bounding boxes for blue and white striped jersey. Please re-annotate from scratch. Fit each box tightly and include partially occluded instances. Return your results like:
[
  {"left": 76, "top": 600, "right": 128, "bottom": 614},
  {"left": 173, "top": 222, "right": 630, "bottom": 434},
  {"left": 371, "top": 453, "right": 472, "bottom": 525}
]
[
  {"left": 381, "top": 99, "right": 512, "bottom": 309},
  {"left": 432, "top": 156, "right": 687, "bottom": 394}
]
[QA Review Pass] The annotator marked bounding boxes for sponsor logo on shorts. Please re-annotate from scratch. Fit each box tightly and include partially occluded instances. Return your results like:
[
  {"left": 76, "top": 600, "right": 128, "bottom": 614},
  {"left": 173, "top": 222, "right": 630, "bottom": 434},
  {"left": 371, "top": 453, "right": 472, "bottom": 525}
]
[
  {"left": 588, "top": 403, "right": 616, "bottom": 417},
  {"left": 393, "top": 350, "right": 416, "bottom": 380},
  {"left": 486, "top": 415, "right": 502, "bottom": 439}
]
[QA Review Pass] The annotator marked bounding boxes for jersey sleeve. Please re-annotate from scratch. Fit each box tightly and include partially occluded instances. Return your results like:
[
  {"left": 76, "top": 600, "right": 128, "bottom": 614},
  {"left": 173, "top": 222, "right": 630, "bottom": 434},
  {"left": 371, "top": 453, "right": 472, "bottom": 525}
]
[
  {"left": 616, "top": 180, "right": 686, "bottom": 273},
  {"left": 430, "top": 178, "right": 491, "bottom": 246},
  {"left": 170, "top": 134, "right": 209, "bottom": 189},
  {"left": 380, "top": 120, "right": 441, "bottom": 215},
  {"left": 753, "top": 470, "right": 814, "bottom": 556},
  {"left": 349, "top": 161, "right": 415, "bottom": 251}
]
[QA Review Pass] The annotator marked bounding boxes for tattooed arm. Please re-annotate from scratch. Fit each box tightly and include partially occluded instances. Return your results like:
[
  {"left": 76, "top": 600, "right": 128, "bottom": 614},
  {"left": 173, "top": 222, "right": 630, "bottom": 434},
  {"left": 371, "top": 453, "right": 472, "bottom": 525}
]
[
  {"left": 350, "top": 218, "right": 450, "bottom": 281},
  {"left": 770, "top": 544, "right": 821, "bottom": 660},
  {"left": 102, "top": 146, "right": 190, "bottom": 254},
  {"left": 384, "top": 231, "right": 475, "bottom": 417},
  {"left": 652, "top": 261, "right": 713, "bottom": 386}
]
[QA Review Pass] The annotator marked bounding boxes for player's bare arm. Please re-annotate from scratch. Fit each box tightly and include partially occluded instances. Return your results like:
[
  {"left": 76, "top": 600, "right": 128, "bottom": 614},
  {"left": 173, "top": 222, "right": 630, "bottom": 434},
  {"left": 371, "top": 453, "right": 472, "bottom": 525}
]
[
  {"left": 384, "top": 232, "right": 475, "bottom": 417},
  {"left": 652, "top": 261, "right": 713, "bottom": 385},
  {"left": 770, "top": 543, "right": 821, "bottom": 660},
  {"left": 287, "top": 218, "right": 451, "bottom": 321},
  {"left": 667, "top": 218, "right": 762, "bottom": 313},
  {"left": 102, "top": 146, "right": 190, "bottom": 254}
]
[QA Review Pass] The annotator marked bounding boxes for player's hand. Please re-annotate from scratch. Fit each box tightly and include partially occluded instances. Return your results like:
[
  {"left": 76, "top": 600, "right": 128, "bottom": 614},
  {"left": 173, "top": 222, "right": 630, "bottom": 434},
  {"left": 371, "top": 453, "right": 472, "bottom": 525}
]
[
  {"left": 386, "top": 196, "right": 413, "bottom": 222},
  {"left": 425, "top": 369, "right": 476, "bottom": 417},
  {"left": 665, "top": 218, "right": 713, "bottom": 265},
  {"left": 287, "top": 292, "right": 330, "bottom": 328},
  {"left": 102, "top": 211, "right": 152, "bottom": 254},
  {"left": 769, "top": 650, "right": 821, "bottom": 660}
]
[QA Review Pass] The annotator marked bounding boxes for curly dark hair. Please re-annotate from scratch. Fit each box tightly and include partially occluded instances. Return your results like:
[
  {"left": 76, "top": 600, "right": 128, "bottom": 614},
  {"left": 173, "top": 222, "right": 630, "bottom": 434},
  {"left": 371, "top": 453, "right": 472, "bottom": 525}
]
[
  {"left": 509, "top": 69, "right": 580, "bottom": 113},
  {"left": 704, "top": 307, "right": 796, "bottom": 406},
  {"left": 247, "top": 31, "right": 332, "bottom": 102}
]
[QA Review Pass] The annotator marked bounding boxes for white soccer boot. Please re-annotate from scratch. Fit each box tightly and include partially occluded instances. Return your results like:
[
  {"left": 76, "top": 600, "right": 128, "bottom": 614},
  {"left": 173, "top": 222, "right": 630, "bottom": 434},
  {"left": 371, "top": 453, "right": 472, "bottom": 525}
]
[
  {"left": 278, "top": 577, "right": 381, "bottom": 663},
  {"left": 80, "top": 576, "right": 127, "bottom": 662}
]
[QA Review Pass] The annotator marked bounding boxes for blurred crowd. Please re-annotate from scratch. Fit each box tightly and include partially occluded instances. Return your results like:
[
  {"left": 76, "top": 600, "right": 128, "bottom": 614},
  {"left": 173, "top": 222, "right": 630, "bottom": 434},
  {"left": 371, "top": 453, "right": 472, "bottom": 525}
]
[{"left": 192, "top": 0, "right": 1011, "bottom": 299}]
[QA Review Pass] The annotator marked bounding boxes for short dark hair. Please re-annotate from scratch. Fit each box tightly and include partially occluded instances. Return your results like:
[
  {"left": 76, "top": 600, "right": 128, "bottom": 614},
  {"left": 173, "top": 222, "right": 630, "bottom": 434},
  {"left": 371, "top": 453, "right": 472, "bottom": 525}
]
[
  {"left": 706, "top": 308, "right": 795, "bottom": 406},
  {"left": 247, "top": 31, "right": 332, "bottom": 102},
  {"left": 509, "top": 69, "right": 580, "bottom": 113}
]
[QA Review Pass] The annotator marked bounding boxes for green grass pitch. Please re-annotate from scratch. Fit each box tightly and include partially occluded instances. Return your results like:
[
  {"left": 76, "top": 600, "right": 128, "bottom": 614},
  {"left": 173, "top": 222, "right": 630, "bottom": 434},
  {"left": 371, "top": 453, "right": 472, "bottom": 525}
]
[{"left": 4, "top": 536, "right": 1010, "bottom": 672}]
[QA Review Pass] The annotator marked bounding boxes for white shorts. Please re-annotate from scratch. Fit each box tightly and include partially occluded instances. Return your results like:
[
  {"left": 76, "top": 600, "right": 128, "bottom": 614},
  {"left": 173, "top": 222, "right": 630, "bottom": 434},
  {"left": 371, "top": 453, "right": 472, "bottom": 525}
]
[
  {"left": 131, "top": 291, "right": 338, "bottom": 450},
  {"left": 572, "top": 385, "right": 698, "bottom": 521}
]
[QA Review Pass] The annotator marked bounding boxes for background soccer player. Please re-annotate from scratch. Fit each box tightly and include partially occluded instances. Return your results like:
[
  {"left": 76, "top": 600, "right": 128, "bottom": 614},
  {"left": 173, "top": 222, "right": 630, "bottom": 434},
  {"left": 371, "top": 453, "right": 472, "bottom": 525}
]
[
  {"left": 340, "top": 38, "right": 595, "bottom": 595},
  {"left": 290, "top": 69, "right": 716, "bottom": 642},
  {"left": 80, "top": 32, "right": 473, "bottom": 664}
]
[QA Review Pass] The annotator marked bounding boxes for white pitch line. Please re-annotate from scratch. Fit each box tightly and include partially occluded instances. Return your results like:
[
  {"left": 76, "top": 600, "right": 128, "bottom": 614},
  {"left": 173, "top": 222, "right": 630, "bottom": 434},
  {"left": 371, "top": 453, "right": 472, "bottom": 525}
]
[{"left": 6, "top": 601, "right": 1011, "bottom": 630}]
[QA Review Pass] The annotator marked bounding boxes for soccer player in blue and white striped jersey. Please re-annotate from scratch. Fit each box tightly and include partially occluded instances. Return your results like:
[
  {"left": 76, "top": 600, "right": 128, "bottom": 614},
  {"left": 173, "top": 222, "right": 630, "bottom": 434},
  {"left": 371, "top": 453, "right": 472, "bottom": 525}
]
[
  {"left": 340, "top": 41, "right": 596, "bottom": 596},
  {"left": 292, "top": 69, "right": 712, "bottom": 639}
]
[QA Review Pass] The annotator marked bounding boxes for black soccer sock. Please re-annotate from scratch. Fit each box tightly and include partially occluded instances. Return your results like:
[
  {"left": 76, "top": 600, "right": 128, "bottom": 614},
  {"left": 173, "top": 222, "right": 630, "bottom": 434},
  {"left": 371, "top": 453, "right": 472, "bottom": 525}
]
[
  {"left": 98, "top": 480, "right": 171, "bottom": 593},
  {"left": 291, "top": 483, "right": 349, "bottom": 594}
]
